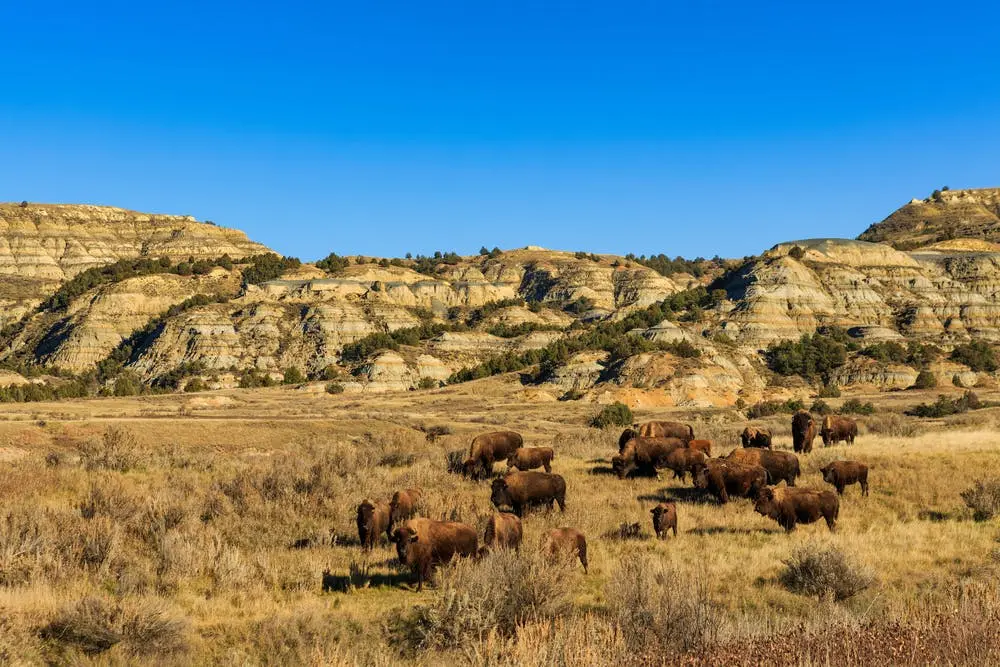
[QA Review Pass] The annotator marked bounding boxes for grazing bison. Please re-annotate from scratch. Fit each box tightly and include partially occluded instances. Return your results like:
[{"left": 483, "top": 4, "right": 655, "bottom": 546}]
[
  {"left": 544, "top": 527, "right": 588, "bottom": 573},
  {"left": 506, "top": 446, "right": 554, "bottom": 473},
  {"left": 664, "top": 447, "right": 707, "bottom": 481},
  {"left": 612, "top": 437, "right": 687, "bottom": 479},
  {"left": 726, "top": 447, "right": 800, "bottom": 487},
  {"left": 480, "top": 512, "right": 523, "bottom": 553},
  {"left": 740, "top": 426, "right": 773, "bottom": 449},
  {"left": 490, "top": 471, "right": 566, "bottom": 517},
  {"left": 754, "top": 486, "right": 839, "bottom": 532},
  {"left": 821, "top": 416, "right": 858, "bottom": 447},
  {"left": 692, "top": 459, "right": 767, "bottom": 504},
  {"left": 820, "top": 461, "right": 869, "bottom": 496},
  {"left": 650, "top": 502, "right": 678, "bottom": 539},
  {"left": 356, "top": 500, "right": 390, "bottom": 550},
  {"left": 636, "top": 420, "right": 694, "bottom": 442},
  {"left": 463, "top": 431, "right": 524, "bottom": 479},
  {"left": 392, "top": 518, "right": 478, "bottom": 591},
  {"left": 387, "top": 488, "right": 423, "bottom": 538},
  {"left": 688, "top": 439, "right": 713, "bottom": 457},
  {"left": 792, "top": 410, "right": 817, "bottom": 454}
]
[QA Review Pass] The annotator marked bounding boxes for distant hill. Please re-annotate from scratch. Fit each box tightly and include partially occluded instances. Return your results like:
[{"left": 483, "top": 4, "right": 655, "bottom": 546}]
[{"left": 858, "top": 188, "right": 1000, "bottom": 250}]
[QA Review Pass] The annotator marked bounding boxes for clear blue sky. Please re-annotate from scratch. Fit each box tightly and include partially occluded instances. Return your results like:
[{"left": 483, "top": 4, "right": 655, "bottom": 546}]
[{"left": 3, "top": 1, "right": 999, "bottom": 261}]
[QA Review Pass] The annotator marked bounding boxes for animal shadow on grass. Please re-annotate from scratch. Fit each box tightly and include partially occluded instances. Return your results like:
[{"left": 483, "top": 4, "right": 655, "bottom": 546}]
[
  {"left": 330, "top": 531, "right": 362, "bottom": 548},
  {"left": 637, "top": 486, "right": 714, "bottom": 505},
  {"left": 321, "top": 563, "right": 413, "bottom": 593},
  {"left": 602, "top": 522, "right": 652, "bottom": 542},
  {"left": 688, "top": 525, "right": 782, "bottom": 536},
  {"left": 918, "top": 510, "right": 952, "bottom": 522}
]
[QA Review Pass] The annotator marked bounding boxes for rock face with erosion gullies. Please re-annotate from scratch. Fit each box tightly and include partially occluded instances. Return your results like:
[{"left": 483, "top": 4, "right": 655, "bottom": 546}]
[{"left": 858, "top": 188, "right": 1000, "bottom": 249}]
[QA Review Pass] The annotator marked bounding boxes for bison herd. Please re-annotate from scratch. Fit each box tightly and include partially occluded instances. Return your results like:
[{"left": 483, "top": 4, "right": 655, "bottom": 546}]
[{"left": 353, "top": 414, "right": 870, "bottom": 591}]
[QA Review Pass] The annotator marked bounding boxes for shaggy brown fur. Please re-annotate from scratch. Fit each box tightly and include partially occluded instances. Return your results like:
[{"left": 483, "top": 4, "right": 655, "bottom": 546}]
[
  {"left": 754, "top": 486, "right": 839, "bottom": 532},
  {"left": 463, "top": 430, "right": 524, "bottom": 479},
  {"left": 664, "top": 447, "right": 707, "bottom": 481},
  {"left": 821, "top": 416, "right": 858, "bottom": 446},
  {"left": 544, "top": 527, "right": 588, "bottom": 573},
  {"left": 481, "top": 512, "right": 523, "bottom": 552},
  {"left": 792, "top": 410, "right": 817, "bottom": 454},
  {"left": 636, "top": 420, "right": 694, "bottom": 442},
  {"left": 392, "top": 518, "right": 478, "bottom": 591},
  {"left": 740, "top": 425, "right": 773, "bottom": 449},
  {"left": 612, "top": 437, "right": 687, "bottom": 478},
  {"left": 726, "top": 448, "right": 800, "bottom": 486},
  {"left": 387, "top": 488, "right": 423, "bottom": 537},
  {"left": 688, "top": 439, "right": 713, "bottom": 457},
  {"left": 356, "top": 500, "right": 390, "bottom": 550},
  {"left": 692, "top": 459, "right": 767, "bottom": 504},
  {"left": 650, "top": 502, "right": 678, "bottom": 539},
  {"left": 820, "top": 460, "right": 869, "bottom": 496},
  {"left": 506, "top": 446, "right": 554, "bottom": 473},
  {"left": 490, "top": 471, "right": 566, "bottom": 517}
]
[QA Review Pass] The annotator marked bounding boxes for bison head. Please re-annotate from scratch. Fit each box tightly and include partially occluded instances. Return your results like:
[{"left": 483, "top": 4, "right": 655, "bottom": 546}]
[
  {"left": 356, "top": 501, "right": 375, "bottom": 534},
  {"left": 820, "top": 464, "right": 835, "bottom": 484},
  {"left": 753, "top": 487, "right": 777, "bottom": 517},
  {"left": 691, "top": 463, "right": 710, "bottom": 489},
  {"left": 611, "top": 454, "right": 631, "bottom": 479},
  {"left": 490, "top": 479, "right": 512, "bottom": 509},
  {"left": 462, "top": 458, "right": 482, "bottom": 480},
  {"left": 618, "top": 428, "right": 638, "bottom": 453},
  {"left": 391, "top": 524, "right": 420, "bottom": 562}
]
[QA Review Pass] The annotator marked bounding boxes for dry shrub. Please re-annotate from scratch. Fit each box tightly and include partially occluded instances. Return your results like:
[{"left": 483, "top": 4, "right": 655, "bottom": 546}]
[
  {"left": 77, "top": 516, "right": 119, "bottom": 572},
  {"left": 0, "top": 508, "right": 59, "bottom": 586},
  {"left": 445, "top": 449, "right": 466, "bottom": 474},
  {"left": 78, "top": 480, "right": 141, "bottom": 523},
  {"left": 40, "top": 596, "right": 188, "bottom": 658},
  {"left": 605, "top": 554, "right": 718, "bottom": 653},
  {"left": 551, "top": 427, "right": 617, "bottom": 459},
  {"left": 780, "top": 542, "right": 875, "bottom": 601},
  {"left": 863, "top": 412, "right": 919, "bottom": 438},
  {"left": 960, "top": 478, "right": 1000, "bottom": 521},
  {"left": 78, "top": 426, "right": 143, "bottom": 472},
  {"left": 468, "top": 614, "right": 630, "bottom": 667},
  {"left": 393, "top": 548, "right": 575, "bottom": 650}
]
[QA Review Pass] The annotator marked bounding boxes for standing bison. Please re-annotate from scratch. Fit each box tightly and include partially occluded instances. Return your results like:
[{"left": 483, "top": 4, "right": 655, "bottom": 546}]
[
  {"left": 820, "top": 461, "right": 869, "bottom": 496},
  {"left": 792, "top": 410, "right": 817, "bottom": 454},
  {"left": 740, "top": 426, "right": 772, "bottom": 449},
  {"left": 754, "top": 486, "right": 839, "bottom": 532},
  {"left": 506, "top": 446, "right": 554, "bottom": 473},
  {"left": 612, "top": 437, "right": 686, "bottom": 479},
  {"left": 490, "top": 471, "right": 566, "bottom": 517},
  {"left": 356, "top": 500, "right": 390, "bottom": 550},
  {"left": 392, "top": 518, "right": 478, "bottom": 591},
  {"left": 463, "top": 431, "right": 524, "bottom": 479},
  {"left": 692, "top": 460, "right": 767, "bottom": 504},
  {"left": 387, "top": 488, "right": 423, "bottom": 538},
  {"left": 726, "top": 447, "right": 800, "bottom": 487},
  {"left": 636, "top": 420, "right": 694, "bottom": 442},
  {"left": 544, "top": 527, "right": 588, "bottom": 573},
  {"left": 650, "top": 502, "right": 678, "bottom": 539},
  {"left": 480, "top": 512, "right": 523, "bottom": 553},
  {"left": 664, "top": 447, "right": 707, "bottom": 482},
  {"left": 821, "top": 416, "right": 858, "bottom": 447}
]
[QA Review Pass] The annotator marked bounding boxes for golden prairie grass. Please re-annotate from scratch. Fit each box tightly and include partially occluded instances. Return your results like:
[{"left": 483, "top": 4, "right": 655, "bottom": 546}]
[{"left": 0, "top": 381, "right": 998, "bottom": 664}]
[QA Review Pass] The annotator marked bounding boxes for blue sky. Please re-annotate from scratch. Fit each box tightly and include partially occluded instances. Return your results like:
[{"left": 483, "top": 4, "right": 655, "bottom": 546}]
[{"left": 2, "top": 1, "right": 999, "bottom": 261}]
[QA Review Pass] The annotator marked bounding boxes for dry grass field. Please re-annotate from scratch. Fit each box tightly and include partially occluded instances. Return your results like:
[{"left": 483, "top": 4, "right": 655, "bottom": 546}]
[{"left": 1, "top": 378, "right": 999, "bottom": 665}]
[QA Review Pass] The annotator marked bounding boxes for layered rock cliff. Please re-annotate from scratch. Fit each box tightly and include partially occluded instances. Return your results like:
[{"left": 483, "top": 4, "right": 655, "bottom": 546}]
[{"left": 858, "top": 188, "right": 1000, "bottom": 249}]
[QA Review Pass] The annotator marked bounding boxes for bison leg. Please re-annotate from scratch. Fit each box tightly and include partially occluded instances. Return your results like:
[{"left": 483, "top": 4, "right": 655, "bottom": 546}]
[
  {"left": 543, "top": 461, "right": 551, "bottom": 473},
  {"left": 835, "top": 483, "right": 845, "bottom": 496},
  {"left": 579, "top": 546, "right": 588, "bottom": 574},
  {"left": 556, "top": 493, "right": 566, "bottom": 512},
  {"left": 717, "top": 488, "right": 729, "bottom": 504},
  {"left": 861, "top": 477, "right": 869, "bottom": 497},
  {"left": 825, "top": 513, "right": 837, "bottom": 531}
]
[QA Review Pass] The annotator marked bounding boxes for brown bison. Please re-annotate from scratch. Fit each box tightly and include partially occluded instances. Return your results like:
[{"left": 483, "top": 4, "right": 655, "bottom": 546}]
[
  {"left": 618, "top": 428, "right": 639, "bottom": 453},
  {"left": 490, "top": 471, "right": 566, "bottom": 517},
  {"left": 544, "top": 527, "right": 588, "bottom": 573},
  {"left": 650, "top": 502, "right": 678, "bottom": 539},
  {"left": 740, "top": 425, "right": 772, "bottom": 449},
  {"left": 820, "top": 461, "right": 869, "bottom": 496},
  {"left": 792, "top": 410, "right": 817, "bottom": 454},
  {"left": 356, "top": 500, "right": 390, "bottom": 550},
  {"left": 463, "top": 431, "right": 524, "bottom": 479},
  {"left": 664, "top": 447, "right": 707, "bottom": 481},
  {"left": 392, "top": 518, "right": 478, "bottom": 591},
  {"left": 821, "top": 416, "right": 858, "bottom": 447},
  {"left": 506, "top": 446, "right": 554, "bottom": 473},
  {"left": 754, "top": 486, "right": 839, "bottom": 532},
  {"left": 692, "top": 459, "right": 767, "bottom": 504},
  {"left": 636, "top": 420, "right": 694, "bottom": 442},
  {"left": 480, "top": 512, "right": 523, "bottom": 553},
  {"left": 726, "top": 447, "right": 800, "bottom": 487},
  {"left": 688, "top": 439, "right": 713, "bottom": 457},
  {"left": 387, "top": 488, "right": 423, "bottom": 537},
  {"left": 612, "top": 437, "right": 687, "bottom": 479}
]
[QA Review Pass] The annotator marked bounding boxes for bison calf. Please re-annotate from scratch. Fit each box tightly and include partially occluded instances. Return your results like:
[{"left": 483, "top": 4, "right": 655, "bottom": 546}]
[
  {"left": 392, "top": 518, "right": 478, "bottom": 591},
  {"left": 356, "top": 500, "right": 390, "bottom": 550},
  {"left": 544, "top": 527, "right": 588, "bottom": 573},
  {"left": 491, "top": 471, "right": 566, "bottom": 517},
  {"left": 480, "top": 512, "right": 523, "bottom": 553},
  {"left": 754, "top": 486, "right": 839, "bottom": 532},
  {"left": 664, "top": 447, "right": 707, "bottom": 482},
  {"left": 650, "top": 502, "right": 678, "bottom": 539},
  {"left": 506, "top": 446, "right": 554, "bottom": 473},
  {"left": 463, "top": 430, "right": 524, "bottom": 479},
  {"left": 726, "top": 447, "right": 800, "bottom": 487},
  {"left": 820, "top": 461, "right": 869, "bottom": 496}
]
